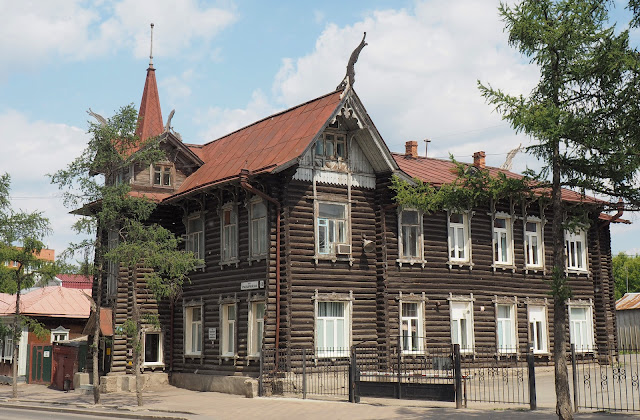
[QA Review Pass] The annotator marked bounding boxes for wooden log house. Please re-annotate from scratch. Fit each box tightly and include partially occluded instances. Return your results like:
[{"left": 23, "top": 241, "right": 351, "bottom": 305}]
[{"left": 90, "top": 50, "right": 623, "bottom": 392}]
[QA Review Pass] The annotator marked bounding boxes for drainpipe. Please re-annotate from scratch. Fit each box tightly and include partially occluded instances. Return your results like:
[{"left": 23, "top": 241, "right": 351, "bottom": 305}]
[{"left": 239, "top": 169, "right": 282, "bottom": 359}]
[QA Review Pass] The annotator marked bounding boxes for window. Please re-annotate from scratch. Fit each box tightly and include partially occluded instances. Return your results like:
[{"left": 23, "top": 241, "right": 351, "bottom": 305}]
[
  {"left": 152, "top": 164, "right": 172, "bottom": 187},
  {"left": 450, "top": 301, "right": 474, "bottom": 353},
  {"left": 496, "top": 304, "right": 516, "bottom": 354},
  {"left": 143, "top": 332, "right": 162, "bottom": 366},
  {"left": 528, "top": 305, "right": 548, "bottom": 353},
  {"left": 185, "top": 306, "right": 203, "bottom": 356},
  {"left": 316, "top": 301, "right": 350, "bottom": 357},
  {"left": 448, "top": 212, "right": 469, "bottom": 262},
  {"left": 525, "top": 220, "right": 543, "bottom": 268},
  {"left": 221, "top": 204, "right": 238, "bottom": 263},
  {"left": 401, "top": 302, "right": 424, "bottom": 353},
  {"left": 565, "top": 229, "right": 587, "bottom": 271},
  {"left": 317, "top": 202, "right": 349, "bottom": 255},
  {"left": 3, "top": 337, "right": 12, "bottom": 361},
  {"left": 398, "top": 209, "right": 423, "bottom": 261},
  {"left": 569, "top": 305, "right": 594, "bottom": 352},
  {"left": 249, "top": 301, "right": 265, "bottom": 356},
  {"left": 50, "top": 326, "right": 70, "bottom": 343},
  {"left": 315, "top": 133, "right": 347, "bottom": 161},
  {"left": 250, "top": 199, "right": 268, "bottom": 258},
  {"left": 493, "top": 215, "right": 512, "bottom": 265},
  {"left": 107, "top": 228, "right": 119, "bottom": 297},
  {"left": 185, "top": 213, "right": 205, "bottom": 261},
  {"left": 221, "top": 304, "right": 236, "bottom": 357}
]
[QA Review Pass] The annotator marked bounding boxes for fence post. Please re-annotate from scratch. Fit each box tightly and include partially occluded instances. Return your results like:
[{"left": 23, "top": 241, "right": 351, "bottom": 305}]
[
  {"left": 348, "top": 346, "right": 360, "bottom": 403},
  {"left": 527, "top": 342, "right": 537, "bottom": 410},
  {"left": 453, "top": 343, "right": 462, "bottom": 409},
  {"left": 397, "top": 345, "right": 402, "bottom": 399},
  {"left": 302, "top": 348, "right": 307, "bottom": 400},
  {"left": 259, "top": 348, "right": 264, "bottom": 397},
  {"left": 571, "top": 344, "right": 579, "bottom": 413}
]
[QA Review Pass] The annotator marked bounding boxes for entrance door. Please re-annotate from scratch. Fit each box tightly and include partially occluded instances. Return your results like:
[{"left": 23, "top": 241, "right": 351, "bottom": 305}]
[{"left": 29, "top": 345, "right": 52, "bottom": 384}]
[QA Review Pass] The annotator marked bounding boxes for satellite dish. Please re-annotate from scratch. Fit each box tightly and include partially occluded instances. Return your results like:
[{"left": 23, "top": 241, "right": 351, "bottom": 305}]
[{"left": 363, "top": 239, "right": 375, "bottom": 253}]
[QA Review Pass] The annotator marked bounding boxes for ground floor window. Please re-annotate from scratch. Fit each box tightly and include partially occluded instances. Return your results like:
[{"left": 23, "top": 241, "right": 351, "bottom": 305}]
[
  {"left": 316, "top": 301, "right": 350, "bottom": 357},
  {"left": 569, "top": 304, "right": 594, "bottom": 352},
  {"left": 401, "top": 301, "right": 424, "bottom": 353},
  {"left": 221, "top": 304, "right": 236, "bottom": 357},
  {"left": 249, "top": 301, "right": 265, "bottom": 356},
  {"left": 185, "top": 306, "right": 203, "bottom": 356},
  {"left": 2, "top": 337, "right": 12, "bottom": 361},
  {"left": 50, "top": 326, "right": 70, "bottom": 343},
  {"left": 528, "top": 305, "right": 548, "bottom": 353},
  {"left": 450, "top": 300, "right": 474, "bottom": 353},
  {"left": 143, "top": 332, "right": 162, "bottom": 366},
  {"left": 496, "top": 304, "right": 516, "bottom": 354}
]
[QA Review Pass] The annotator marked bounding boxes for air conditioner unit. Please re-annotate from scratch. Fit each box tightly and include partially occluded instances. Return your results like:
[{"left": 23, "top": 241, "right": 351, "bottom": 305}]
[{"left": 336, "top": 244, "right": 352, "bottom": 255}]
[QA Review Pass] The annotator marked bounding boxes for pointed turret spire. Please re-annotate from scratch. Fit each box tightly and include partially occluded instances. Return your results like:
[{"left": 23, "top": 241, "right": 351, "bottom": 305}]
[{"left": 136, "top": 23, "right": 163, "bottom": 141}]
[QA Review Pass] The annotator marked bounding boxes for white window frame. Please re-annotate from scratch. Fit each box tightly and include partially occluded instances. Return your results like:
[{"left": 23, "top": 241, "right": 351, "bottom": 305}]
[
  {"left": 184, "top": 305, "right": 203, "bottom": 356},
  {"left": 151, "top": 164, "right": 172, "bottom": 187},
  {"left": 447, "top": 211, "right": 470, "bottom": 263},
  {"left": 400, "top": 300, "right": 425, "bottom": 354},
  {"left": 528, "top": 304, "right": 548, "bottom": 354},
  {"left": 50, "top": 326, "right": 70, "bottom": 343},
  {"left": 220, "top": 203, "right": 239, "bottom": 264},
  {"left": 3, "top": 337, "right": 13, "bottom": 361},
  {"left": 568, "top": 301, "right": 595, "bottom": 353},
  {"left": 185, "top": 212, "right": 205, "bottom": 262},
  {"left": 565, "top": 228, "right": 588, "bottom": 272},
  {"left": 142, "top": 331, "right": 163, "bottom": 367},
  {"left": 397, "top": 208, "right": 425, "bottom": 266},
  {"left": 492, "top": 213, "right": 513, "bottom": 266},
  {"left": 220, "top": 303, "right": 237, "bottom": 357},
  {"left": 525, "top": 217, "right": 543, "bottom": 269},
  {"left": 496, "top": 303, "right": 517, "bottom": 354},
  {"left": 449, "top": 298, "right": 474, "bottom": 354},
  {"left": 315, "top": 201, "right": 350, "bottom": 257},
  {"left": 248, "top": 300, "right": 266, "bottom": 357},
  {"left": 249, "top": 198, "right": 268, "bottom": 259},
  {"left": 315, "top": 299, "right": 351, "bottom": 358}
]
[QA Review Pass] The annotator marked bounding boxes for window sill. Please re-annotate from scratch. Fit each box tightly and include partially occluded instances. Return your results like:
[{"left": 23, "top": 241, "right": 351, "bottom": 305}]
[
  {"left": 492, "top": 263, "right": 516, "bottom": 273},
  {"left": 397, "top": 258, "right": 427, "bottom": 268},
  {"left": 142, "top": 362, "right": 164, "bottom": 368},
  {"left": 315, "top": 255, "right": 354, "bottom": 266},
  {"left": 248, "top": 256, "right": 267, "bottom": 265},
  {"left": 401, "top": 351, "right": 426, "bottom": 357},
  {"left": 219, "top": 259, "right": 240, "bottom": 268},
  {"left": 525, "top": 265, "right": 544, "bottom": 274},
  {"left": 566, "top": 268, "right": 589, "bottom": 276},
  {"left": 447, "top": 260, "right": 474, "bottom": 270},
  {"left": 185, "top": 353, "right": 203, "bottom": 359}
]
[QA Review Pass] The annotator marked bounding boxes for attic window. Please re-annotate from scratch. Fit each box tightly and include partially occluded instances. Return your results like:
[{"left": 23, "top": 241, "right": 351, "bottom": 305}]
[
  {"left": 315, "top": 133, "right": 347, "bottom": 161},
  {"left": 153, "top": 164, "right": 172, "bottom": 187}
]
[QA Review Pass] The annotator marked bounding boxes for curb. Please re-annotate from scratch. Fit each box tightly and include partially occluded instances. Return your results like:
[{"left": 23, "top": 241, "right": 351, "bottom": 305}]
[{"left": 0, "top": 401, "right": 192, "bottom": 420}]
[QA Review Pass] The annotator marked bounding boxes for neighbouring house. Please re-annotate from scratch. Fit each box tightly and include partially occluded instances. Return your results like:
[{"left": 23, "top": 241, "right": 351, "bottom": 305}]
[
  {"left": 57, "top": 274, "right": 93, "bottom": 290},
  {"left": 89, "top": 44, "right": 623, "bottom": 395},
  {"left": 0, "top": 286, "right": 91, "bottom": 384},
  {"left": 615, "top": 293, "right": 640, "bottom": 349},
  {"left": 2, "top": 248, "right": 54, "bottom": 270}
]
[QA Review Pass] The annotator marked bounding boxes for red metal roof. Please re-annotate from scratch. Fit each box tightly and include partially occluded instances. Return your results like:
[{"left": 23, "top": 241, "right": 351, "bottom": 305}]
[
  {"left": 135, "top": 66, "right": 164, "bottom": 143},
  {"left": 0, "top": 286, "right": 91, "bottom": 318},
  {"left": 57, "top": 274, "right": 93, "bottom": 290},
  {"left": 171, "top": 90, "right": 344, "bottom": 199},
  {"left": 616, "top": 293, "right": 640, "bottom": 310}
]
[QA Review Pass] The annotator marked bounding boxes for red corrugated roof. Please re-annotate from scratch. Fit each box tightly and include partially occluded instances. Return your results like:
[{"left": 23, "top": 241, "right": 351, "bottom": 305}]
[
  {"left": 135, "top": 67, "right": 164, "bottom": 144},
  {"left": 616, "top": 293, "right": 640, "bottom": 310},
  {"left": 57, "top": 274, "right": 93, "bottom": 289},
  {"left": 0, "top": 286, "right": 91, "bottom": 318},
  {"left": 171, "top": 90, "right": 344, "bottom": 199}
]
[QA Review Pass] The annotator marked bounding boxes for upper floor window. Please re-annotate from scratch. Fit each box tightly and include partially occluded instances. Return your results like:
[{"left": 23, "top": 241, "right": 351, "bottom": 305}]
[
  {"left": 185, "top": 213, "right": 205, "bottom": 262},
  {"left": 401, "top": 301, "right": 424, "bottom": 354},
  {"left": 152, "top": 164, "right": 172, "bottom": 187},
  {"left": 525, "top": 219, "right": 543, "bottom": 268},
  {"left": 569, "top": 304, "right": 594, "bottom": 352},
  {"left": 317, "top": 202, "right": 349, "bottom": 255},
  {"left": 398, "top": 209, "right": 424, "bottom": 261},
  {"left": 565, "top": 229, "right": 587, "bottom": 271},
  {"left": 51, "top": 326, "right": 70, "bottom": 343},
  {"left": 249, "top": 199, "right": 268, "bottom": 258},
  {"left": 448, "top": 212, "right": 469, "bottom": 262},
  {"left": 221, "top": 204, "right": 238, "bottom": 263},
  {"left": 315, "top": 133, "right": 347, "bottom": 161},
  {"left": 496, "top": 304, "right": 516, "bottom": 354},
  {"left": 493, "top": 215, "right": 512, "bottom": 265}
]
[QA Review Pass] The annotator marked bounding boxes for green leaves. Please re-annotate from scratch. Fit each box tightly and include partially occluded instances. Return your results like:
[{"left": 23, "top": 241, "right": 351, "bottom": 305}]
[{"left": 613, "top": 252, "right": 640, "bottom": 299}]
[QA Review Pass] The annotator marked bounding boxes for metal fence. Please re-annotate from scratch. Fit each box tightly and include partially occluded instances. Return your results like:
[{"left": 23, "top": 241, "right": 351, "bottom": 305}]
[{"left": 571, "top": 344, "right": 640, "bottom": 412}]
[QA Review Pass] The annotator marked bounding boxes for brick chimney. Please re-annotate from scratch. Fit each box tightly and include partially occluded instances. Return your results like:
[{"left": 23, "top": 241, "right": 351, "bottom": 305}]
[
  {"left": 473, "top": 151, "right": 486, "bottom": 169},
  {"left": 405, "top": 141, "right": 418, "bottom": 158}
]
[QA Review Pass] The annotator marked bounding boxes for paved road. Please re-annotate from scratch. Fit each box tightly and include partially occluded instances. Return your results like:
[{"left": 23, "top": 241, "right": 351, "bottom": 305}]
[{"left": 0, "top": 406, "right": 137, "bottom": 419}]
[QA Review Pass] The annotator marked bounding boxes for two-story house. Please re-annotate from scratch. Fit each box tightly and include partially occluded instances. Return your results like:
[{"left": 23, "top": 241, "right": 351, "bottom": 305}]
[{"left": 91, "top": 52, "right": 621, "bottom": 394}]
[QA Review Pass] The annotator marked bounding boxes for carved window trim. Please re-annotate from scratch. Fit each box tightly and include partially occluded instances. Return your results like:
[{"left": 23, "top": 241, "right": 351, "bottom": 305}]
[
  {"left": 220, "top": 202, "right": 240, "bottom": 267},
  {"left": 397, "top": 292, "right": 427, "bottom": 354},
  {"left": 397, "top": 208, "right": 426, "bottom": 267},
  {"left": 448, "top": 293, "right": 475, "bottom": 354},
  {"left": 446, "top": 210, "right": 473, "bottom": 269}
]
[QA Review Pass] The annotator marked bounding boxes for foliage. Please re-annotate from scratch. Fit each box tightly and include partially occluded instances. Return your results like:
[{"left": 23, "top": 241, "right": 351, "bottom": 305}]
[{"left": 613, "top": 252, "right": 640, "bottom": 300}]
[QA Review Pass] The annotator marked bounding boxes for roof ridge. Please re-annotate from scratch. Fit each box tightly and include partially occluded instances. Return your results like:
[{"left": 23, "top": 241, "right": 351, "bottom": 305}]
[{"left": 199, "top": 89, "right": 344, "bottom": 148}]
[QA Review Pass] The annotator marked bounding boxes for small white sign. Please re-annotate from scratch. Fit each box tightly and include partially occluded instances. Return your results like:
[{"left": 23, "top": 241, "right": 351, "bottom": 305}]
[
  {"left": 208, "top": 327, "right": 216, "bottom": 341},
  {"left": 241, "top": 281, "right": 259, "bottom": 291},
  {"left": 43, "top": 351, "right": 50, "bottom": 358}
]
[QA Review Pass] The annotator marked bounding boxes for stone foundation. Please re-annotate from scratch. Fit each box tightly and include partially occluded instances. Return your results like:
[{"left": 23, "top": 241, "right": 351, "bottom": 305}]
[{"left": 171, "top": 372, "right": 258, "bottom": 398}]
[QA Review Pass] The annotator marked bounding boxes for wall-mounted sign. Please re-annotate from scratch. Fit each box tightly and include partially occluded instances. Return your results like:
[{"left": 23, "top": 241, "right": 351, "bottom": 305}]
[
  {"left": 43, "top": 351, "right": 50, "bottom": 358},
  {"left": 241, "top": 280, "right": 260, "bottom": 290},
  {"left": 208, "top": 327, "right": 217, "bottom": 341}
]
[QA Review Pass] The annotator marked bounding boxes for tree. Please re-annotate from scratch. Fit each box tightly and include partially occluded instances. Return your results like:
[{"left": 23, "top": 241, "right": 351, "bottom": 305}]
[
  {"left": 51, "top": 104, "right": 200, "bottom": 406},
  {"left": 0, "top": 174, "right": 56, "bottom": 398},
  {"left": 613, "top": 252, "right": 640, "bottom": 299},
  {"left": 478, "top": 1, "right": 640, "bottom": 418}
]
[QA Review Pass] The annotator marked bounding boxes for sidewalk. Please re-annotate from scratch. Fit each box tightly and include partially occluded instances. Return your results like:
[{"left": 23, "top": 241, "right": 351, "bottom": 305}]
[{"left": 0, "top": 383, "right": 636, "bottom": 419}]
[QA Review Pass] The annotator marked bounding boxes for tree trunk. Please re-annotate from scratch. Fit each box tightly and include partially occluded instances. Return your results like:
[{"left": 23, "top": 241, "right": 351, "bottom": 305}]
[
  {"left": 12, "top": 274, "right": 21, "bottom": 399},
  {"left": 92, "top": 228, "right": 104, "bottom": 404},
  {"left": 131, "top": 265, "right": 143, "bottom": 407}
]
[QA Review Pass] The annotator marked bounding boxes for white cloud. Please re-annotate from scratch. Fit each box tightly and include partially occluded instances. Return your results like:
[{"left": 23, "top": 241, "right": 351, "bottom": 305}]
[
  {"left": 160, "top": 69, "right": 194, "bottom": 107},
  {"left": 0, "top": 0, "right": 237, "bottom": 77}
]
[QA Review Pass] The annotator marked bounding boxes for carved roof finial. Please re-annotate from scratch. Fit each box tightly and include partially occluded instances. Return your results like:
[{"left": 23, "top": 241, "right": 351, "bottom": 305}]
[
  {"left": 336, "top": 32, "right": 367, "bottom": 91},
  {"left": 149, "top": 23, "right": 154, "bottom": 68}
]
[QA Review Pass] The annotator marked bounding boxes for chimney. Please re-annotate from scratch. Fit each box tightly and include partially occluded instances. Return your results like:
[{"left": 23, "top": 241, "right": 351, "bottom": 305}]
[
  {"left": 473, "top": 151, "right": 486, "bottom": 169},
  {"left": 405, "top": 141, "right": 419, "bottom": 158}
]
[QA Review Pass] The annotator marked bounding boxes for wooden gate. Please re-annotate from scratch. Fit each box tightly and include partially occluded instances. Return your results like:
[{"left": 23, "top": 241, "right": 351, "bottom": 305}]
[{"left": 28, "top": 344, "right": 52, "bottom": 384}]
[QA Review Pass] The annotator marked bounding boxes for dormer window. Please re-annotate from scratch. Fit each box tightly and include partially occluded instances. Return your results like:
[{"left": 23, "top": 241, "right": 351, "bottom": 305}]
[
  {"left": 153, "top": 164, "right": 172, "bottom": 187},
  {"left": 315, "top": 133, "right": 347, "bottom": 161}
]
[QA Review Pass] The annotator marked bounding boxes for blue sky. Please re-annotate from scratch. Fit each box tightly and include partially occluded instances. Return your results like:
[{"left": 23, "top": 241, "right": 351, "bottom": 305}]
[{"left": 0, "top": 0, "right": 637, "bottom": 261}]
